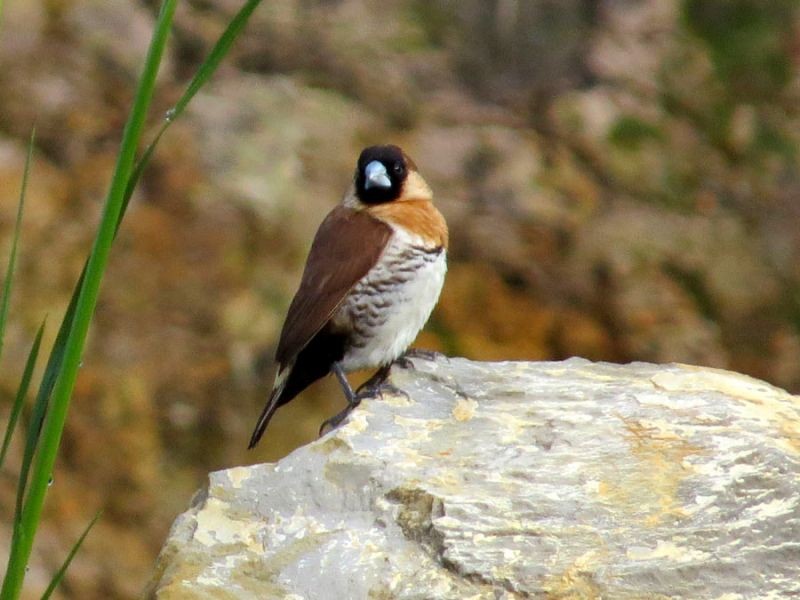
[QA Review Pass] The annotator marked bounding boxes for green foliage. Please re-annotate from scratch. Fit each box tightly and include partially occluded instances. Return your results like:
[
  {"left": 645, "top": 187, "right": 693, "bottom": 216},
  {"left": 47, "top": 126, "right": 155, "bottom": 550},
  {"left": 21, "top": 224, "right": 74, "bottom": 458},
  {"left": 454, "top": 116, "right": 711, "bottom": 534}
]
[
  {"left": 1, "top": 3, "right": 178, "bottom": 597},
  {"left": 40, "top": 511, "right": 102, "bottom": 600},
  {"left": 608, "top": 116, "right": 663, "bottom": 150},
  {"left": 754, "top": 118, "right": 797, "bottom": 160},
  {"left": 0, "top": 321, "right": 44, "bottom": 470},
  {"left": 683, "top": 0, "right": 798, "bottom": 101},
  {"left": 0, "top": 130, "right": 33, "bottom": 369},
  {"left": 0, "top": 1, "right": 264, "bottom": 597},
  {"left": 0, "top": 145, "right": 40, "bottom": 460},
  {"left": 407, "top": 0, "right": 452, "bottom": 48}
]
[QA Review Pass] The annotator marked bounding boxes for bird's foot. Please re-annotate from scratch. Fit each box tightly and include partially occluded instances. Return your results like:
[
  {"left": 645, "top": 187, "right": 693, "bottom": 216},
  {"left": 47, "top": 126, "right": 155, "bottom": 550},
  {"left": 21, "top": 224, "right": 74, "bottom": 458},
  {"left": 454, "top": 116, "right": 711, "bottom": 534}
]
[
  {"left": 319, "top": 381, "right": 410, "bottom": 437},
  {"left": 362, "top": 381, "right": 408, "bottom": 402},
  {"left": 319, "top": 399, "right": 361, "bottom": 436},
  {"left": 356, "top": 364, "right": 392, "bottom": 394},
  {"left": 395, "top": 348, "right": 443, "bottom": 370},
  {"left": 357, "top": 363, "right": 408, "bottom": 400}
]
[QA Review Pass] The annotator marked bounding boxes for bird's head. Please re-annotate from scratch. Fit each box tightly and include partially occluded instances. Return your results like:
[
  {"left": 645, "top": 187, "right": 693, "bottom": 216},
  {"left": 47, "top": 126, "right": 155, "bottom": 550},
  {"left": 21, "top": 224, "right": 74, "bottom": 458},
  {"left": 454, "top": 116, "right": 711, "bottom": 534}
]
[{"left": 354, "top": 145, "right": 430, "bottom": 205}]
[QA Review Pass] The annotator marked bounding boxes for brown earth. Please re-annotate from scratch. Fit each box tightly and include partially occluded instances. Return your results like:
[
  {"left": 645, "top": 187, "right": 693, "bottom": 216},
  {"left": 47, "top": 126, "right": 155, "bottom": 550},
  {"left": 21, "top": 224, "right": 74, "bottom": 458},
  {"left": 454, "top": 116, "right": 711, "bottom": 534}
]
[{"left": 1, "top": 1, "right": 799, "bottom": 598}]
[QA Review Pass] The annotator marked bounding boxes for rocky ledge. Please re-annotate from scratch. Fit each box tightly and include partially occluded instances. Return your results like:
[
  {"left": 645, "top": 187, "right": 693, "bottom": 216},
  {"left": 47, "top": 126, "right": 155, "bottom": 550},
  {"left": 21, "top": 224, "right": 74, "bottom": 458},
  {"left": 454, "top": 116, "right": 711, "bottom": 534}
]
[{"left": 147, "top": 356, "right": 800, "bottom": 599}]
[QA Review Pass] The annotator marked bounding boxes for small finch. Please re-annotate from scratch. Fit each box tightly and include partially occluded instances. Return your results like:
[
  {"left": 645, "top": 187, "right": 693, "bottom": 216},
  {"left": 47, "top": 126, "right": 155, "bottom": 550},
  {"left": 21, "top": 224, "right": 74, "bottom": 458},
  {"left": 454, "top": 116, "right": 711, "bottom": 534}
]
[{"left": 249, "top": 145, "right": 447, "bottom": 448}]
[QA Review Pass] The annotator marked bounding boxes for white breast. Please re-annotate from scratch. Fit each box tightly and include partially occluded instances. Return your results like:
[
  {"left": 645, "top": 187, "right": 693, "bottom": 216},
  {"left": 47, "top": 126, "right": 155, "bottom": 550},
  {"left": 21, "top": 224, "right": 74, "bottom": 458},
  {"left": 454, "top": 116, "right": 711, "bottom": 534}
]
[{"left": 334, "top": 227, "right": 447, "bottom": 371}]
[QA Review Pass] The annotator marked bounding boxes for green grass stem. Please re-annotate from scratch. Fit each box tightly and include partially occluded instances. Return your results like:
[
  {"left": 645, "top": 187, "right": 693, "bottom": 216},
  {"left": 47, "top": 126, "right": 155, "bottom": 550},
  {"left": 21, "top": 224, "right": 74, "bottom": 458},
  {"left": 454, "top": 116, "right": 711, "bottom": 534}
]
[
  {"left": 40, "top": 511, "right": 102, "bottom": 600},
  {"left": 0, "top": 1, "right": 263, "bottom": 596},
  {"left": 0, "top": 2, "right": 178, "bottom": 596},
  {"left": 0, "top": 129, "right": 34, "bottom": 367},
  {"left": 0, "top": 321, "right": 45, "bottom": 469},
  {"left": 122, "top": 0, "right": 263, "bottom": 220},
  {"left": 0, "top": 130, "right": 35, "bottom": 471}
]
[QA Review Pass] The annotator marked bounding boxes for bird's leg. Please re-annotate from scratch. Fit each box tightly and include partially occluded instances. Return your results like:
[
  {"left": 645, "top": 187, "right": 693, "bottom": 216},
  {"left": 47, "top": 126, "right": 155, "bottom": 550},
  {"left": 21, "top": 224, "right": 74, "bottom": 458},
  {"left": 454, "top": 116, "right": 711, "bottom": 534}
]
[
  {"left": 319, "top": 362, "right": 360, "bottom": 435},
  {"left": 333, "top": 361, "right": 358, "bottom": 406}
]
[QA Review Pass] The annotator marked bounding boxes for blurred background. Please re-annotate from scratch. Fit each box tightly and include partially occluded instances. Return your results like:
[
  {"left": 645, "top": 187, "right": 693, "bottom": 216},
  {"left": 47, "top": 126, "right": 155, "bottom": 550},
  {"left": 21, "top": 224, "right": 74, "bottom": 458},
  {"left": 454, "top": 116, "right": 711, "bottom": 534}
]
[{"left": 1, "top": 0, "right": 799, "bottom": 597}]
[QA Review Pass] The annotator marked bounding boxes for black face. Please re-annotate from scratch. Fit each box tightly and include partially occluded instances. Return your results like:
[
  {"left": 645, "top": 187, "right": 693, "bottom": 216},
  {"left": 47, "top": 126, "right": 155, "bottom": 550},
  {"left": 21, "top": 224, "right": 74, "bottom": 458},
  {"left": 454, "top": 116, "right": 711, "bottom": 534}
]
[{"left": 355, "top": 145, "right": 408, "bottom": 204}]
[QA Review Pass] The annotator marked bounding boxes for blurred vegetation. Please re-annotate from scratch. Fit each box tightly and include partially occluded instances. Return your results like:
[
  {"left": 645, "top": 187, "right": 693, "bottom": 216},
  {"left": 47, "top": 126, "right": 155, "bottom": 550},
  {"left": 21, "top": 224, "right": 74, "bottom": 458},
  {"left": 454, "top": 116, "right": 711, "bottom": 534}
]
[{"left": 1, "top": 1, "right": 799, "bottom": 598}]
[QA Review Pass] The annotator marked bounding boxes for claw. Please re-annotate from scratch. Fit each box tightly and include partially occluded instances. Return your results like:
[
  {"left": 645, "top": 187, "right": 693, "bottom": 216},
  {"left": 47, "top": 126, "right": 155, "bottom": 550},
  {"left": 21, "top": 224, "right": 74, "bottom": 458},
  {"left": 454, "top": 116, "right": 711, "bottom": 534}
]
[
  {"left": 398, "top": 349, "right": 442, "bottom": 368},
  {"left": 319, "top": 400, "right": 361, "bottom": 436},
  {"left": 371, "top": 382, "right": 409, "bottom": 402},
  {"left": 356, "top": 364, "right": 391, "bottom": 394},
  {"left": 394, "top": 356, "right": 415, "bottom": 370}
]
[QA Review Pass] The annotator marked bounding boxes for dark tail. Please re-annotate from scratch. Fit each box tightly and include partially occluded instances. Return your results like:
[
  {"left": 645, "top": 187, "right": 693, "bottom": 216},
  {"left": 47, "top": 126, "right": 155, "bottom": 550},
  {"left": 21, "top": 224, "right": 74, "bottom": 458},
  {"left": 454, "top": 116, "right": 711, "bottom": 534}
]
[
  {"left": 248, "top": 379, "right": 286, "bottom": 449},
  {"left": 248, "top": 332, "right": 346, "bottom": 448}
]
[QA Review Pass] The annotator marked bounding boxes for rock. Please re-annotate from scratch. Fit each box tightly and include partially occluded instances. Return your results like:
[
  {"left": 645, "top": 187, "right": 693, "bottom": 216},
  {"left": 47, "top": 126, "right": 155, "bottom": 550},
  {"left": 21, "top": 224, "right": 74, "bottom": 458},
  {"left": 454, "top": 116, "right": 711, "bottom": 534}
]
[{"left": 147, "top": 356, "right": 800, "bottom": 598}]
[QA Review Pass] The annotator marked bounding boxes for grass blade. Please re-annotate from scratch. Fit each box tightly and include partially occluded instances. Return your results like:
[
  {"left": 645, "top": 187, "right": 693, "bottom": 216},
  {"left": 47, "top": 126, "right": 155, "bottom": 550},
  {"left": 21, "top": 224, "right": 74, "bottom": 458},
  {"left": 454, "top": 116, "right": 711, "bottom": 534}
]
[
  {"left": 120, "top": 0, "right": 263, "bottom": 222},
  {"left": 172, "top": 0, "right": 262, "bottom": 118},
  {"left": 14, "top": 275, "right": 82, "bottom": 517},
  {"left": 40, "top": 511, "right": 102, "bottom": 600},
  {"left": 0, "top": 129, "right": 35, "bottom": 366},
  {"left": 9, "top": 0, "right": 264, "bottom": 511},
  {"left": 0, "top": 2, "right": 178, "bottom": 597},
  {"left": 1, "top": 1, "right": 262, "bottom": 596},
  {"left": 8, "top": 270, "right": 84, "bottom": 594},
  {"left": 0, "top": 320, "right": 45, "bottom": 469}
]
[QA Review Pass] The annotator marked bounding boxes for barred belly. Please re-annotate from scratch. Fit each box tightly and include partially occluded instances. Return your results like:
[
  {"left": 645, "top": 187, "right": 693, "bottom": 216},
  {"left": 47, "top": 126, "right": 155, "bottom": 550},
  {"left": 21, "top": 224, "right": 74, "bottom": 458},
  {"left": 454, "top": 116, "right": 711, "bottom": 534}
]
[{"left": 331, "top": 230, "right": 446, "bottom": 371}]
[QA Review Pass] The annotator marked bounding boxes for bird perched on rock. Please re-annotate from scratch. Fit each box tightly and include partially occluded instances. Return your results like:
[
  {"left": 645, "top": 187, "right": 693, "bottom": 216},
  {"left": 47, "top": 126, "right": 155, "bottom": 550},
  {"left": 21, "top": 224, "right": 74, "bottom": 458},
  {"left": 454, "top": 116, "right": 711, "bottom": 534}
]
[{"left": 248, "top": 145, "right": 448, "bottom": 448}]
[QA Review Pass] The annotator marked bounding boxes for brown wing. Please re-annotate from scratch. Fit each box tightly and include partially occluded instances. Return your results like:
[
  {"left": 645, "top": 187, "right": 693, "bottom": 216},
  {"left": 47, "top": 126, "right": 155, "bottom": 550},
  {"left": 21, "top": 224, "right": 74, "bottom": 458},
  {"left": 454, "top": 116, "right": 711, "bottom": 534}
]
[{"left": 275, "top": 205, "right": 392, "bottom": 365}]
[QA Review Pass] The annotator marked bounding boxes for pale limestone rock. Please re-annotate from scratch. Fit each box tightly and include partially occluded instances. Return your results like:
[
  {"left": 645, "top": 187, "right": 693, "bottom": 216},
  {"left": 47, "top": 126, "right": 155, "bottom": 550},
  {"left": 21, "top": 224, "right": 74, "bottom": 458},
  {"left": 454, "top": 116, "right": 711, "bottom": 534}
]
[{"left": 147, "top": 357, "right": 800, "bottom": 599}]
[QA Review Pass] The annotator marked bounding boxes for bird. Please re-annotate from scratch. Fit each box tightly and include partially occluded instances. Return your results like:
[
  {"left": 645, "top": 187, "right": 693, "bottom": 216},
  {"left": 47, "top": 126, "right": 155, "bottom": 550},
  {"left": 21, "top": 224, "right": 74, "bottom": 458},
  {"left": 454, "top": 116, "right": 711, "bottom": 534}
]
[{"left": 248, "top": 144, "right": 448, "bottom": 448}]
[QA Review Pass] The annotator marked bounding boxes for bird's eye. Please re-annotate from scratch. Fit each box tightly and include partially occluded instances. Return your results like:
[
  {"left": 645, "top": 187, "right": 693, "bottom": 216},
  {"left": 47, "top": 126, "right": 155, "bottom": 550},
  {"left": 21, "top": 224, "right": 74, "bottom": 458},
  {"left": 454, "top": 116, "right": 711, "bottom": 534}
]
[{"left": 393, "top": 162, "right": 405, "bottom": 176}]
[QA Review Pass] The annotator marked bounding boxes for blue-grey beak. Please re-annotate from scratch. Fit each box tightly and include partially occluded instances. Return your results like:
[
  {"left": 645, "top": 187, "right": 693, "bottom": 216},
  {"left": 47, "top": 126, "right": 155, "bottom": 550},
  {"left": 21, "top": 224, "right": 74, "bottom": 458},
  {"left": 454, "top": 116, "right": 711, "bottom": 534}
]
[{"left": 364, "top": 160, "right": 391, "bottom": 189}]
